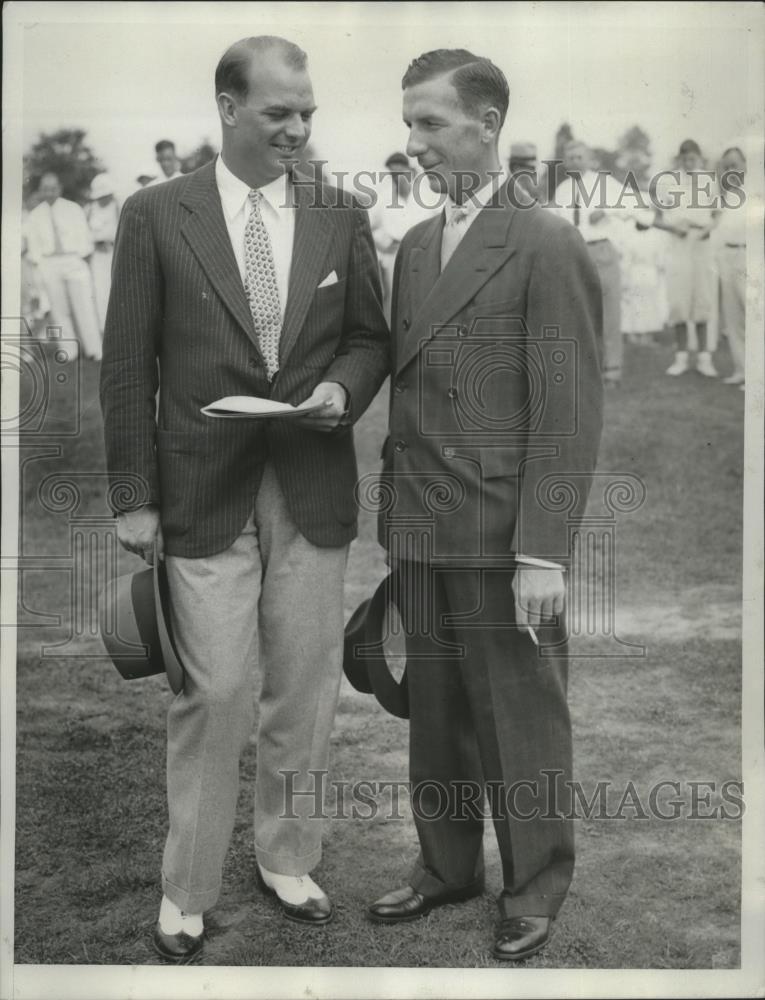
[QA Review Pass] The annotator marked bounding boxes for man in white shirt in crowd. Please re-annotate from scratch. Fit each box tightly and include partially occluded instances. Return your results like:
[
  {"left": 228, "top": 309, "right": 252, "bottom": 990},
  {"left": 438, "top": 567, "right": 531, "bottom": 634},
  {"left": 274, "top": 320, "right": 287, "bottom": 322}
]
[
  {"left": 369, "top": 151, "right": 439, "bottom": 318},
  {"left": 551, "top": 140, "right": 653, "bottom": 386},
  {"left": 148, "top": 140, "right": 184, "bottom": 185},
  {"left": 25, "top": 172, "right": 102, "bottom": 361}
]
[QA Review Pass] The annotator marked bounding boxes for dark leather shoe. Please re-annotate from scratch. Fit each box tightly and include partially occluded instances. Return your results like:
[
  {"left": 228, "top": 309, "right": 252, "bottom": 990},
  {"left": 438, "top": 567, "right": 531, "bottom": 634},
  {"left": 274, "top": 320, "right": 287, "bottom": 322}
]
[
  {"left": 255, "top": 867, "right": 334, "bottom": 925},
  {"left": 493, "top": 916, "right": 551, "bottom": 961},
  {"left": 152, "top": 923, "right": 203, "bottom": 963},
  {"left": 367, "top": 882, "right": 483, "bottom": 924}
]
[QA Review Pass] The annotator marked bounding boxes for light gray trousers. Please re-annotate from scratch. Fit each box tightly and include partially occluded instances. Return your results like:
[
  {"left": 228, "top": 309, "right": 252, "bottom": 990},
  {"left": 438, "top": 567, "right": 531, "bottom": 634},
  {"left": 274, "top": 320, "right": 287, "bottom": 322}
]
[{"left": 161, "top": 464, "right": 348, "bottom": 913}]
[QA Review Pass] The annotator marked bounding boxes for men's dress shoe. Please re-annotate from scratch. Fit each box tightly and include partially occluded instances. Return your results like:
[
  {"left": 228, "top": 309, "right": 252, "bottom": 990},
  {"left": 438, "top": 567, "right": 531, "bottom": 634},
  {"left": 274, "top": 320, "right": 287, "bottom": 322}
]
[
  {"left": 367, "top": 882, "right": 482, "bottom": 924},
  {"left": 152, "top": 923, "right": 203, "bottom": 963},
  {"left": 255, "top": 866, "right": 334, "bottom": 925},
  {"left": 493, "top": 916, "right": 551, "bottom": 961}
]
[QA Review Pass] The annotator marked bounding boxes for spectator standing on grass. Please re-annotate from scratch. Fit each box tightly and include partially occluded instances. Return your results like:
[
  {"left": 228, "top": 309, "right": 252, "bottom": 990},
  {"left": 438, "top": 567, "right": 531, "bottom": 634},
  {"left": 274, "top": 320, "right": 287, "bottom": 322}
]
[
  {"left": 655, "top": 139, "right": 719, "bottom": 379},
  {"left": 713, "top": 145, "right": 747, "bottom": 389},
  {"left": 550, "top": 139, "right": 653, "bottom": 387},
  {"left": 25, "top": 172, "right": 102, "bottom": 361},
  {"left": 100, "top": 34, "right": 388, "bottom": 963},
  {"left": 85, "top": 173, "right": 120, "bottom": 333},
  {"left": 147, "top": 139, "right": 184, "bottom": 185},
  {"left": 366, "top": 49, "right": 602, "bottom": 963}
]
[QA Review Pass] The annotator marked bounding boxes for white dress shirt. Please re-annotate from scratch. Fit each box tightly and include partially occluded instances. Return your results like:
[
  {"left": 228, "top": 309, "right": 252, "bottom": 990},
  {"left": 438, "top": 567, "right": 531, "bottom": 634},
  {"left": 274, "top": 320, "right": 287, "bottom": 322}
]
[
  {"left": 551, "top": 170, "right": 654, "bottom": 247},
  {"left": 443, "top": 170, "right": 508, "bottom": 235},
  {"left": 654, "top": 170, "right": 718, "bottom": 237},
  {"left": 25, "top": 197, "right": 94, "bottom": 264},
  {"left": 215, "top": 155, "right": 295, "bottom": 321}
]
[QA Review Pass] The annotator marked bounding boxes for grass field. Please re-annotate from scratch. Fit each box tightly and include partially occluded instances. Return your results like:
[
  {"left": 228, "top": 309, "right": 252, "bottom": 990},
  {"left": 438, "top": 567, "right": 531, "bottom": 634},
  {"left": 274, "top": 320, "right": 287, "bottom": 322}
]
[{"left": 13, "top": 333, "right": 744, "bottom": 968}]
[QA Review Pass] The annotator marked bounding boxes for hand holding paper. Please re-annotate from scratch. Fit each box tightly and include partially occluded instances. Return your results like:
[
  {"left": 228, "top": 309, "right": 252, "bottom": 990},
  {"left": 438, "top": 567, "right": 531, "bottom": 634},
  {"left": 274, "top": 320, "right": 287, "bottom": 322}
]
[{"left": 294, "top": 381, "right": 349, "bottom": 432}]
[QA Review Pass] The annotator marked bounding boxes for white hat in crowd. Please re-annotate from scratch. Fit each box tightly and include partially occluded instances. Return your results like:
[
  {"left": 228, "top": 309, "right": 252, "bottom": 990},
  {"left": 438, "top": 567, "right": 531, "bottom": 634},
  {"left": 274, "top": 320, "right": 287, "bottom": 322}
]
[{"left": 89, "top": 173, "right": 116, "bottom": 200}]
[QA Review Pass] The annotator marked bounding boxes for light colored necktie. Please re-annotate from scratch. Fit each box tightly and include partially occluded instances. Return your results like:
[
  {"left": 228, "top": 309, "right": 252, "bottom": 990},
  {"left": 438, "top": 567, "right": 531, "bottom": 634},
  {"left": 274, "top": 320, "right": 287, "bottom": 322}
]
[
  {"left": 243, "top": 189, "right": 282, "bottom": 380},
  {"left": 440, "top": 205, "right": 470, "bottom": 272}
]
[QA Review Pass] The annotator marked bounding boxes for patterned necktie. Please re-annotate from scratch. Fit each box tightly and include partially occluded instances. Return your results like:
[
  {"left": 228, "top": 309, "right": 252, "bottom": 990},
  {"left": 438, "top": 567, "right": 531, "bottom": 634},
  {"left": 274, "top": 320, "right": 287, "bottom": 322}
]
[
  {"left": 440, "top": 205, "right": 470, "bottom": 272},
  {"left": 243, "top": 189, "right": 282, "bottom": 380}
]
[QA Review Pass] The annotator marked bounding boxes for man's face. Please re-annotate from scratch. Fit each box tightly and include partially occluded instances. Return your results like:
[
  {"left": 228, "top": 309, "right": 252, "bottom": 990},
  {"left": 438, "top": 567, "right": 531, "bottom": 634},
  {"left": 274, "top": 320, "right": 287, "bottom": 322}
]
[
  {"left": 403, "top": 74, "right": 485, "bottom": 200},
  {"left": 680, "top": 149, "right": 702, "bottom": 172},
  {"left": 720, "top": 148, "right": 745, "bottom": 180},
  {"left": 39, "top": 175, "right": 61, "bottom": 205},
  {"left": 230, "top": 51, "right": 315, "bottom": 184},
  {"left": 156, "top": 148, "right": 178, "bottom": 177},
  {"left": 564, "top": 143, "right": 589, "bottom": 173}
]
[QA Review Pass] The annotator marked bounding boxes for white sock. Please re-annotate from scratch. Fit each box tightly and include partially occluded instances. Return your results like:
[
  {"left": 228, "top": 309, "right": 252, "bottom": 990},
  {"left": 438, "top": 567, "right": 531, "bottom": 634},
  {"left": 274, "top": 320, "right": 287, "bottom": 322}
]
[
  {"left": 158, "top": 895, "right": 203, "bottom": 936},
  {"left": 258, "top": 864, "right": 326, "bottom": 905}
]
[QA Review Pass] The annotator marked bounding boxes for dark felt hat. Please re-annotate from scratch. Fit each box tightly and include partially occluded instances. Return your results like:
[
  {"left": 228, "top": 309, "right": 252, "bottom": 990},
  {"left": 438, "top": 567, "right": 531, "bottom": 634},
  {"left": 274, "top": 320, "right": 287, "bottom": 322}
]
[
  {"left": 99, "top": 553, "right": 184, "bottom": 694},
  {"left": 343, "top": 572, "right": 409, "bottom": 719}
]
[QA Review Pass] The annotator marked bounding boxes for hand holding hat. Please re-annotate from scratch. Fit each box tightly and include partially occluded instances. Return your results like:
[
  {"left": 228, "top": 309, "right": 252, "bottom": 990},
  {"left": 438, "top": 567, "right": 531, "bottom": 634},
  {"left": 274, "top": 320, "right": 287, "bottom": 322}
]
[{"left": 117, "top": 505, "right": 163, "bottom": 565}]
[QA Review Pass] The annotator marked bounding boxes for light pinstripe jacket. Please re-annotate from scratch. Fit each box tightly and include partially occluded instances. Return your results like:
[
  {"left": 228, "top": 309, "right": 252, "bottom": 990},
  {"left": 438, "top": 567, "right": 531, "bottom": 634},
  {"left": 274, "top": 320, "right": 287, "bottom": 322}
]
[{"left": 100, "top": 161, "right": 389, "bottom": 558}]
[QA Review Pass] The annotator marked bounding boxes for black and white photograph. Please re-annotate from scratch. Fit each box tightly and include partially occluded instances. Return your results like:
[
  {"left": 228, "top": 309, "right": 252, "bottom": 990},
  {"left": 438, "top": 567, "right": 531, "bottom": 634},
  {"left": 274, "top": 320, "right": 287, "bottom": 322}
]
[{"left": 2, "top": 2, "right": 763, "bottom": 998}]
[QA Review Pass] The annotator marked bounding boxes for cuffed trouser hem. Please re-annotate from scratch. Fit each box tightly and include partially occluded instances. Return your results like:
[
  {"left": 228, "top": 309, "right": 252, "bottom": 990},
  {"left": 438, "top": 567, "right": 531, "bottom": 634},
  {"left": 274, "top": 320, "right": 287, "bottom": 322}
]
[
  {"left": 254, "top": 843, "right": 322, "bottom": 877},
  {"left": 409, "top": 860, "right": 485, "bottom": 899},
  {"left": 498, "top": 889, "right": 567, "bottom": 919},
  {"left": 161, "top": 872, "right": 221, "bottom": 915}
]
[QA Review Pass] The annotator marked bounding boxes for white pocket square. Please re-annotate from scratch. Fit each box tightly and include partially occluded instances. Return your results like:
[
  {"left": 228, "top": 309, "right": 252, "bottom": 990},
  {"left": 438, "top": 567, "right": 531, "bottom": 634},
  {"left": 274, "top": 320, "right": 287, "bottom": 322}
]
[{"left": 318, "top": 270, "right": 339, "bottom": 288}]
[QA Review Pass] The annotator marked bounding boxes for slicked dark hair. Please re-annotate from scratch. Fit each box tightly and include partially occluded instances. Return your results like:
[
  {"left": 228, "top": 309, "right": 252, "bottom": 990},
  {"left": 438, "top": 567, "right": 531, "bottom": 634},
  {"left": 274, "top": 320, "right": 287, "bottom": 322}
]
[
  {"left": 402, "top": 49, "right": 509, "bottom": 128},
  {"left": 215, "top": 35, "right": 308, "bottom": 101},
  {"left": 155, "top": 140, "right": 175, "bottom": 154}
]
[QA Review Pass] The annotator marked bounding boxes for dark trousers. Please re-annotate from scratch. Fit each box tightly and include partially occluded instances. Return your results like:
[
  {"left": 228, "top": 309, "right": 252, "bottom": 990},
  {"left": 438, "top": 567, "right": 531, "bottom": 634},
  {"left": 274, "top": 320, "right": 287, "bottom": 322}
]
[{"left": 400, "top": 561, "right": 574, "bottom": 918}]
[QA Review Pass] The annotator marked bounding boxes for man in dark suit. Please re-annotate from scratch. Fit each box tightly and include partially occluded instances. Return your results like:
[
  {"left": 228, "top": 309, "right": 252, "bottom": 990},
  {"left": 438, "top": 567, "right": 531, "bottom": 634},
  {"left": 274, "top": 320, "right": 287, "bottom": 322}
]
[
  {"left": 100, "top": 35, "right": 388, "bottom": 961},
  {"left": 366, "top": 50, "right": 603, "bottom": 961}
]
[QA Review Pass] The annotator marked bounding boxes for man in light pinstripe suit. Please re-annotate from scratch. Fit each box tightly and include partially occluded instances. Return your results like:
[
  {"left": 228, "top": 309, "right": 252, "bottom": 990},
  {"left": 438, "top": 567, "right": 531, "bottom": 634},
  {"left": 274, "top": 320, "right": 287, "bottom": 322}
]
[{"left": 100, "top": 36, "right": 389, "bottom": 961}]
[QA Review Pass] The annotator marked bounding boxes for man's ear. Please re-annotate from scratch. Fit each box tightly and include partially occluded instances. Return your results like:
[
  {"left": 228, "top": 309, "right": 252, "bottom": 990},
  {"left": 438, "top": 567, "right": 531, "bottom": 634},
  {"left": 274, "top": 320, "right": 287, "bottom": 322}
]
[
  {"left": 481, "top": 107, "right": 501, "bottom": 145},
  {"left": 217, "top": 92, "right": 238, "bottom": 128}
]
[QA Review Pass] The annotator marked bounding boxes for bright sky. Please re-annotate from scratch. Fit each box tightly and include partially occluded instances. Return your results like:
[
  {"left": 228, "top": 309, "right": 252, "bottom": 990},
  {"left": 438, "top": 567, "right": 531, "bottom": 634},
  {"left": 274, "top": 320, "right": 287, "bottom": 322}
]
[{"left": 11, "top": 1, "right": 764, "bottom": 202}]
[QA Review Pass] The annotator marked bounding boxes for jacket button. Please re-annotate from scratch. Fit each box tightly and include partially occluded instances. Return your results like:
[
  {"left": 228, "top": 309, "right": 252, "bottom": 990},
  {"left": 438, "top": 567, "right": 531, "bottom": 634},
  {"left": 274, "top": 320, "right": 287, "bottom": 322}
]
[
  {"left": 447, "top": 387, "right": 458, "bottom": 399},
  {"left": 402, "top": 318, "right": 410, "bottom": 331},
  {"left": 443, "top": 447, "right": 456, "bottom": 459},
  {"left": 394, "top": 381, "right": 406, "bottom": 394},
  {"left": 248, "top": 358, "right": 257, "bottom": 368},
  {"left": 457, "top": 325, "right": 468, "bottom": 338},
  {"left": 394, "top": 440, "right": 407, "bottom": 453}
]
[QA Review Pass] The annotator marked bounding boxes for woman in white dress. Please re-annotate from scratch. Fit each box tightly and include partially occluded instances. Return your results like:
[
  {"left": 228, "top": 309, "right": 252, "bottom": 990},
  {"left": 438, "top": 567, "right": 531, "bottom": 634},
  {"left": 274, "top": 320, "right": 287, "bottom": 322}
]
[
  {"left": 655, "top": 140, "right": 718, "bottom": 379},
  {"left": 86, "top": 174, "right": 120, "bottom": 332}
]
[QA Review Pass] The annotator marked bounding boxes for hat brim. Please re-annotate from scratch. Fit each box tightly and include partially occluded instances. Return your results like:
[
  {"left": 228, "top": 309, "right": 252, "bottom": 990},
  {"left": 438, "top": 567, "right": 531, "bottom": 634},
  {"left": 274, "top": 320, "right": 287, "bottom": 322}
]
[
  {"left": 343, "top": 573, "right": 409, "bottom": 719},
  {"left": 99, "top": 557, "right": 185, "bottom": 694}
]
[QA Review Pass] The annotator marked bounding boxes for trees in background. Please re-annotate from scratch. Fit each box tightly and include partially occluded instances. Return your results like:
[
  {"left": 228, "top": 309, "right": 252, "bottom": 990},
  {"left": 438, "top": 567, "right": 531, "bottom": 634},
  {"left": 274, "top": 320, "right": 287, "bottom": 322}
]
[{"left": 24, "top": 129, "right": 104, "bottom": 205}]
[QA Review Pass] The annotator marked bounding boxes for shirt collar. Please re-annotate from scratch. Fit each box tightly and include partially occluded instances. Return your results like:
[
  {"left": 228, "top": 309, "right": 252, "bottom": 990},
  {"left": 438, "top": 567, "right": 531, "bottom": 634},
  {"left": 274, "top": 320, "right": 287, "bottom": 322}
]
[
  {"left": 446, "top": 170, "right": 508, "bottom": 222},
  {"left": 215, "top": 155, "right": 292, "bottom": 221}
]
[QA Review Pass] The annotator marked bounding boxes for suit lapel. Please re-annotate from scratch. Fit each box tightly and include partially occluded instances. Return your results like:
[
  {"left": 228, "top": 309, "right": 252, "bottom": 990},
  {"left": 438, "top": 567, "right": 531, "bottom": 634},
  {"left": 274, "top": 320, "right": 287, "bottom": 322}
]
[
  {"left": 179, "top": 162, "right": 258, "bottom": 349},
  {"left": 279, "top": 175, "right": 333, "bottom": 367},
  {"left": 397, "top": 194, "right": 519, "bottom": 376}
]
